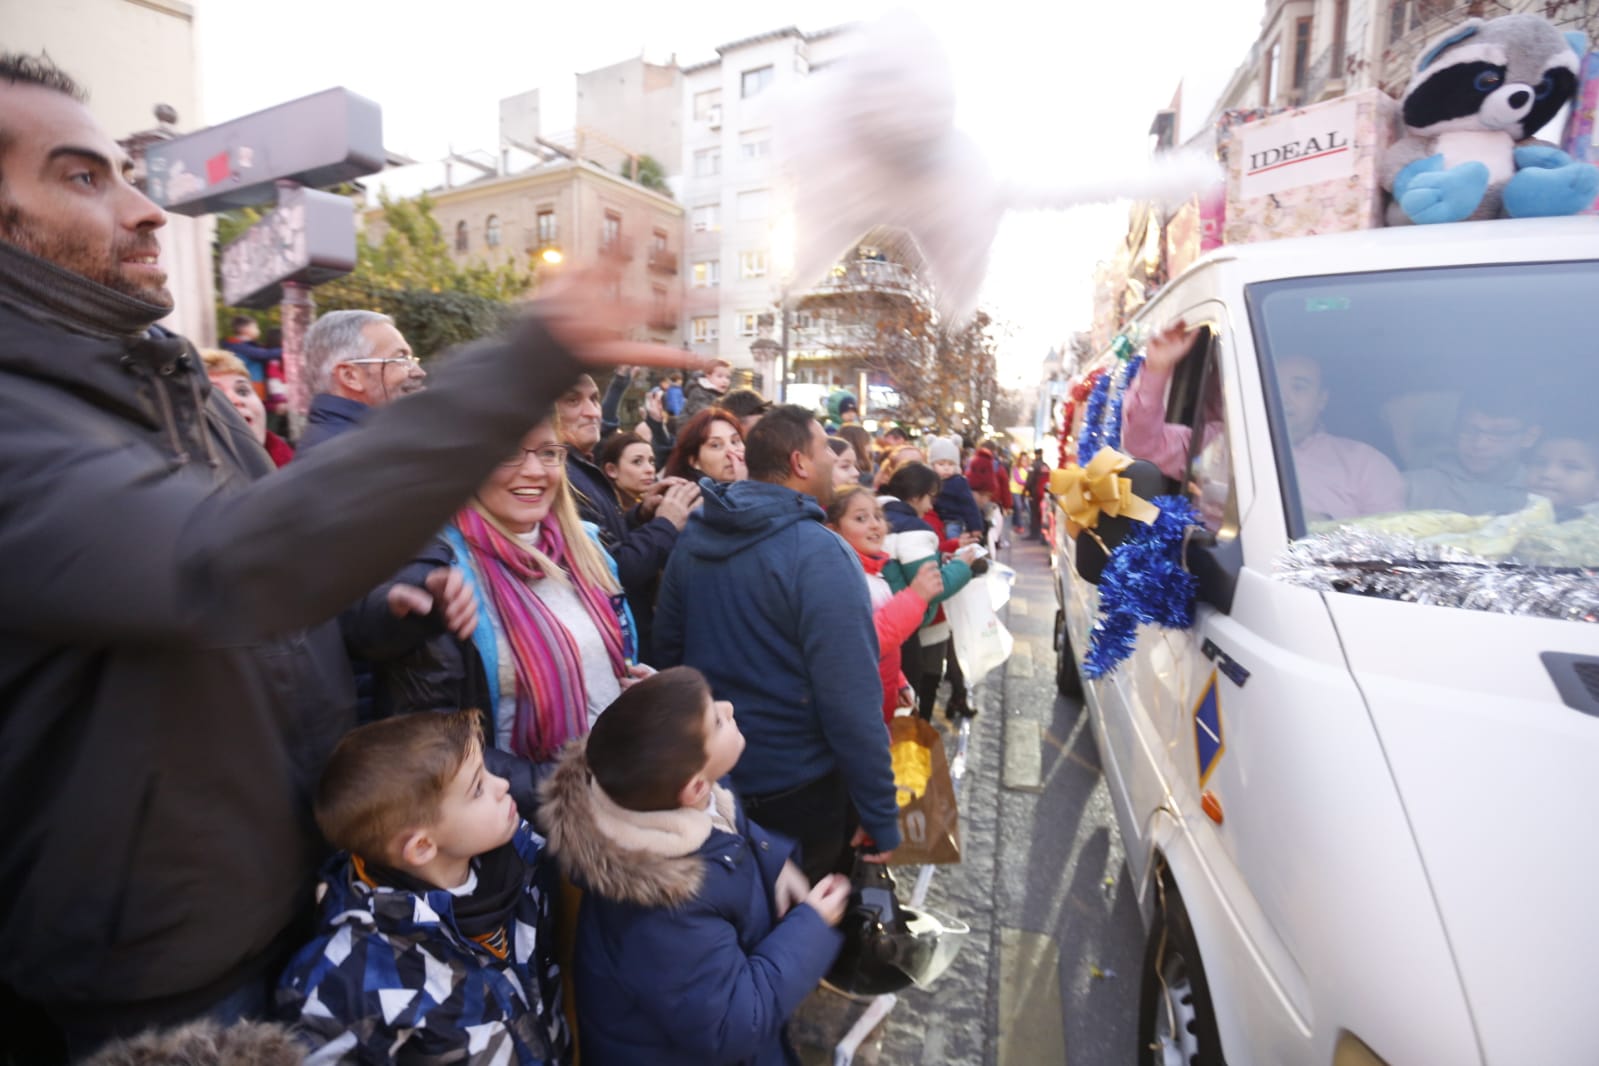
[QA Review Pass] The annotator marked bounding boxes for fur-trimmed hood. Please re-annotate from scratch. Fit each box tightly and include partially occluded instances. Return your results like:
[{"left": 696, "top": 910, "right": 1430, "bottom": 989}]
[{"left": 538, "top": 741, "right": 738, "bottom": 908}]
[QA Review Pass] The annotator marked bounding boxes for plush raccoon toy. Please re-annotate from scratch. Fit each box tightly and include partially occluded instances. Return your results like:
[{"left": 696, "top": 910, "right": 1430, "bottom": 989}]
[{"left": 1381, "top": 13, "right": 1598, "bottom": 224}]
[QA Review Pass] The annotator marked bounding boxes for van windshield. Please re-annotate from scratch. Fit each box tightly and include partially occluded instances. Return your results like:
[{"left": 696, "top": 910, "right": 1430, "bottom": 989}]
[{"left": 1249, "top": 261, "right": 1599, "bottom": 619}]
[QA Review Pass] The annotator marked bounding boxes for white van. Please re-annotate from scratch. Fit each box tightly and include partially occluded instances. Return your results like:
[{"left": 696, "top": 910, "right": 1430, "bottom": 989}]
[{"left": 1050, "top": 216, "right": 1599, "bottom": 1066}]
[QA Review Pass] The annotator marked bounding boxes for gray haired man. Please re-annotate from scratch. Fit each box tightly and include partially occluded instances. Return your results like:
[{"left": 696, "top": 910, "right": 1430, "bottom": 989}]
[{"left": 298, "top": 309, "right": 427, "bottom": 451}]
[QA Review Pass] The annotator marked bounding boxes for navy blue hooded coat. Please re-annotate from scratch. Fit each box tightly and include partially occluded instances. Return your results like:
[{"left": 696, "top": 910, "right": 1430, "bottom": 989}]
[
  {"left": 538, "top": 746, "right": 842, "bottom": 1065},
  {"left": 653, "top": 479, "right": 901, "bottom": 851}
]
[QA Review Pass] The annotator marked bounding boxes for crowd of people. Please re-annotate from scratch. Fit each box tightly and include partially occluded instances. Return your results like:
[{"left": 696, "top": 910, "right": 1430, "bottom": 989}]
[{"left": 0, "top": 54, "right": 1060, "bottom": 1066}]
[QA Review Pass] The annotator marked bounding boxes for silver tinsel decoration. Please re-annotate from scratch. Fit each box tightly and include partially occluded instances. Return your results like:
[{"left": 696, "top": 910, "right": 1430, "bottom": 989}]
[{"left": 1277, "top": 528, "right": 1599, "bottom": 624}]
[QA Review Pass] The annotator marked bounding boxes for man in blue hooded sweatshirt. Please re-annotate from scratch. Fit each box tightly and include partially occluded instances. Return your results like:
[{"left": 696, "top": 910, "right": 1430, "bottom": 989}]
[{"left": 655, "top": 405, "right": 901, "bottom": 883}]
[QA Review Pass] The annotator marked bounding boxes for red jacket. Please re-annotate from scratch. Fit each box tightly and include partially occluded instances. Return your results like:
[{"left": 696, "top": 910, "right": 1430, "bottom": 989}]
[{"left": 853, "top": 545, "right": 930, "bottom": 723}]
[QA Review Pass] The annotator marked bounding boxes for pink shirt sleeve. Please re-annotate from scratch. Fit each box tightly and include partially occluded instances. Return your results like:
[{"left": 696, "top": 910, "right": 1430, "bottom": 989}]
[{"left": 1119, "top": 365, "right": 1192, "bottom": 480}]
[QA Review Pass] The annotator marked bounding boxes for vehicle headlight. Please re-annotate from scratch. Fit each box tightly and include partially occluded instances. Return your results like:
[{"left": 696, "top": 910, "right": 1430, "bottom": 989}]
[{"left": 1332, "top": 1032, "right": 1391, "bottom": 1066}]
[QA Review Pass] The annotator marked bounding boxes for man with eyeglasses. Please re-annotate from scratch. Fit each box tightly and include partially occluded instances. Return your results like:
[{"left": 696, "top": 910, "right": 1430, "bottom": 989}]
[
  {"left": 1406, "top": 386, "right": 1542, "bottom": 515},
  {"left": 298, "top": 309, "right": 428, "bottom": 451}
]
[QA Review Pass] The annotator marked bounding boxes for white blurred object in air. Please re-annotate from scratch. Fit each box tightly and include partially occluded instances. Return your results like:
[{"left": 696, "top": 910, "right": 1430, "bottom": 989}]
[{"left": 777, "top": 10, "right": 1219, "bottom": 321}]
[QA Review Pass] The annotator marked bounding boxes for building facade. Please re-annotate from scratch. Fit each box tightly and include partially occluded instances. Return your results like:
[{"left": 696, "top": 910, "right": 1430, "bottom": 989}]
[
  {"left": 1200, "top": 0, "right": 1598, "bottom": 124},
  {"left": 575, "top": 57, "right": 684, "bottom": 180},
  {"left": 678, "top": 25, "right": 855, "bottom": 371},
  {"left": 3, "top": 0, "right": 216, "bottom": 346},
  {"left": 373, "top": 160, "right": 684, "bottom": 344}
]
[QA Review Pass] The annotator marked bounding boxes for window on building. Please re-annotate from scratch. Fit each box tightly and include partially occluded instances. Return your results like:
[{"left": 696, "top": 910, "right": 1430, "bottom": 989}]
[
  {"left": 793, "top": 310, "right": 815, "bottom": 330},
  {"left": 1332, "top": 0, "right": 1349, "bottom": 68},
  {"left": 537, "top": 208, "right": 557, "bottom": 246},
  {"left": 692, "top": 315, "right": 719, "bottom": 343},
  {"left": 485, "top": 214, "right": 501, "bottom": 248},
  {"left": 653, "top": 228, "right": 669, "bottom": 255},
  {"left": 1293, "top": 18, "right": 1312, "bottom": 91},
  {"left": 736, "top": 188, "right": 770, "bottom": 221},
  {"left": 693, "top": 88, "right": 722, "bottom": 120},
  {"left": 740, "top": 129, "right": 771, "bottom": 160},
  {"left": 694, "top": 147, "right": 722, "bottom": 178},
  {"left": 1265, "top": 41, "right": 1281, "bottom": 105},
  {"left": 692, "top": 203, "right": 720, "bottom": 233},
  {"left": 739, "top": 250, "right": 768, "bottom": 279},
  {"left": 741, "top": 65, "right": 773, "bottom": 99},
  {"left": 602, "top": 210, "right": 621, "bottom": 249},
  {"left": 691, "top": 260, "right": 720, "bottom": 288},
  {"left": 455, "top": 220, "right": 469, "bottom": 253},
  {"left": 653, "top": 285, "right": 671, "bottom": 324},
  {"left": 738, "top": 310, "right": 762, "bottom": 337}
]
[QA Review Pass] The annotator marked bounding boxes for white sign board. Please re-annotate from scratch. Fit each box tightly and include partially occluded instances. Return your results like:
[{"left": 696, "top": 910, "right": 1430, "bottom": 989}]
[{"left": 1236, "top": 99, "right": 1360, "bottom": 200}]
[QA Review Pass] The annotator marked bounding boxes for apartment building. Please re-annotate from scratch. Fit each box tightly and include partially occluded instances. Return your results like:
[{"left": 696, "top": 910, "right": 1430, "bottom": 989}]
[
  {"left": 678, "top": 25, "right": 856, "bottom": 370},
  {"left": 4, "top": 0, "right": 215, "bottom": 345},
  {"left": 1202, "top": 0, "right": 1596, "bottom": 123},
  {"left": 576, "top": 57, "right": 684, "bottom": 179},
  {"left": 374, "top": 159, "right": 684, "bottom": 343}
]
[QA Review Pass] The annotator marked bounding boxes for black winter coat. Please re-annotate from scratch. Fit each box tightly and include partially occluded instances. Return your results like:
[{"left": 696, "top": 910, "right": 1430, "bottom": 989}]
[
  {"left": 564, "top": 449, "right": 677, "bottom": 665},
  {"left": 0, "top": 302, "right": 581, "bottom": 1026}
]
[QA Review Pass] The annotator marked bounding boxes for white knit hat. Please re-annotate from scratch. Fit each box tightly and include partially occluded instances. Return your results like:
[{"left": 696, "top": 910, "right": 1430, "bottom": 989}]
[{"left": 926, "top": 436, "right": 960, "bottom": 465}]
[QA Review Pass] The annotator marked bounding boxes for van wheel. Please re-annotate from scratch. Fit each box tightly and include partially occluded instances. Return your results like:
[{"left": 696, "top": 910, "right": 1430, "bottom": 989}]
[
  {"left": 1138, "top": 882, "right": 1225, "bottom": 1066},
  {"left": 1055, "top": 610, "right": 1083, "bottom": 699}
]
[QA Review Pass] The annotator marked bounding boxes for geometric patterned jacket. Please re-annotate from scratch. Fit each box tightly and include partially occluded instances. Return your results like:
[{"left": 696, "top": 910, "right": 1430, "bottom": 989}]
[{"left": 275, "top": 823, "right": 570, "bottom": 1065}]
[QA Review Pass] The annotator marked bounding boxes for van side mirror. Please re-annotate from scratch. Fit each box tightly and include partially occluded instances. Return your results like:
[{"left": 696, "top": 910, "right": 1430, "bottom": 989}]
[
  {"left": 1072, "top": 459, "right": 1169, "bottom": 585},
  {"left": 1183, "top": 527, "right": 1242, "bottom": 613}
]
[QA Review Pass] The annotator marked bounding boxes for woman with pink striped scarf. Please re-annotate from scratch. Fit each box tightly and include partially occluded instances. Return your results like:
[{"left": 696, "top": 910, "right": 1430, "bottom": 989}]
[{"left": 438, "top": 421, "right": 648, "bottom": 776}]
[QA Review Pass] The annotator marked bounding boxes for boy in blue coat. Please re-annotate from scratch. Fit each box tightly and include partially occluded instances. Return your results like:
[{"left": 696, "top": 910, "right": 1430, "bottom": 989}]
[
  {"left": 276, "top": 710, "right": 569, "bottom": 1065},
  {"left": 538, "top": 667, "right": 850, "bottom": 1066}
]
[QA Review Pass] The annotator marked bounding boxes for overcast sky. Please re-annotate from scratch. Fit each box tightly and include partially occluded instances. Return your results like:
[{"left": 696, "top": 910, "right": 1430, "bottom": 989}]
[{"left": 197, "top": 0, "right": 1263, "bottom": 386}]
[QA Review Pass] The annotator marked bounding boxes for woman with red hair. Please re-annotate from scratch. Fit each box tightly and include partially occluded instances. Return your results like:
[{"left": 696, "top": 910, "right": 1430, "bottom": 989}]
[{"left": 662, "top": 407, "right": 747, "bottom": 484}]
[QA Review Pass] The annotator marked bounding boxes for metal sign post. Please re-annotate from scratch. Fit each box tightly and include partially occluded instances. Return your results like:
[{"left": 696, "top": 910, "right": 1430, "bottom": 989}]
[{"left": 146, "top": 89, "right": 384, "bottom": 428}]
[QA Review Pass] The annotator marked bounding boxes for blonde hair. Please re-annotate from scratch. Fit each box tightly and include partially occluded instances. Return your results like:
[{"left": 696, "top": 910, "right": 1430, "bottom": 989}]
[{"left": 199, "top": 348, "right": 250, "bottom": 379}]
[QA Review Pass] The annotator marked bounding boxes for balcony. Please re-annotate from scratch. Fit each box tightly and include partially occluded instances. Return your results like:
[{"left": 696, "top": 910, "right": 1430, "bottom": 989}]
[
  {"left": 648, "top": 248, "right": 679, "bottom": 275},
  {"left": 804, "top": 259, "right": 929, "bottom": 305},
  {"left": 647, "top": 310, "right": 679, "bottom": 332},
  {"left": 599, "top": 236, "right": 634, "bottom": 263}
]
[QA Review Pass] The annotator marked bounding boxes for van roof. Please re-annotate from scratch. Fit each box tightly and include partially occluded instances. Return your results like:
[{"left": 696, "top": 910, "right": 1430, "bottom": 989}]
[{"left": 1185, "top": 216, "right": 1599, "bottom": 288}]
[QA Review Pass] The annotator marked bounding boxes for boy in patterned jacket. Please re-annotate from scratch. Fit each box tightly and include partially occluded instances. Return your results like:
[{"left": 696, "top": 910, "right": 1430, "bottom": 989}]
[{"left": 277, "top": 710, "right": 568, "bottom": 1065}]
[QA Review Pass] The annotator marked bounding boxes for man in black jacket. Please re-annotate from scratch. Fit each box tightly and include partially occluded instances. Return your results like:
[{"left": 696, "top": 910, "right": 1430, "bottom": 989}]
[
  {"left": 555, "top": 373, "right": 698, "bottom": 664},
  {"left": 0, "top": 54, "right": 686, "bottom": 1059}
]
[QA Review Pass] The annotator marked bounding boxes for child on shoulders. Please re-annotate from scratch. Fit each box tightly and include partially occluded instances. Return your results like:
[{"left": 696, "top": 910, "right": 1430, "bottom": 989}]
[
  {"left": 538, "top": 667, "right": 849, "bottom": 1066},
  {"left": 927, "top": 436, "right": 985, "bottom": 543},
  {"left": 277, "top": 709, "right": 569, "bottom": 1065}
]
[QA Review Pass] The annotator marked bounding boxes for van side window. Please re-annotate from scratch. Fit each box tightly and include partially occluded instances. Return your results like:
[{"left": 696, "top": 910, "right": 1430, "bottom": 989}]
[{"left": 1175, "top": 337, "right": 1239, "bottom": 540}]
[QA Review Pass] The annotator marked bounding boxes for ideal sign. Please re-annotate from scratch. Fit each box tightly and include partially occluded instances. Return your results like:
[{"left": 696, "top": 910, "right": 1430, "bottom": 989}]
[
  {"left": 220, "top": 187, "right": 356, "bottom": 308},
  {"left": 145, "top": 88, "right": 383, "bottom": 216},
  {"left": 1235, "top": 99, "right": 1360, "bottom": 201}
]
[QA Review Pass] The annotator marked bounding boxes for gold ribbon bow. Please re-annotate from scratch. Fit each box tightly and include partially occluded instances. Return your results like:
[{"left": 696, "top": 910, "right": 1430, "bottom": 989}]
[{"left": 1050, "top": 447, "right": 1160, "bottom": 538}]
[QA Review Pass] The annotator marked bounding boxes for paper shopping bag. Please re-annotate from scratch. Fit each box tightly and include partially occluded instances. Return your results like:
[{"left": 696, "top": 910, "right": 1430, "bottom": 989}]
[{"left": 888, "top": 716, "right": 961, "bottom": 865}]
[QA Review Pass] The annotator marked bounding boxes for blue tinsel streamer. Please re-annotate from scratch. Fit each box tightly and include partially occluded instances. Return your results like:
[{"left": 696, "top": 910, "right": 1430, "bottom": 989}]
[
  {"left": 1076, "top": 371, "right": 1113, "bottom": 465},
  {"left": 1102, "top": 352, "right": 1144, "bottom": 454},
  {"left": 1082, "top": 496, "right": 1203, "bottom": 679}
]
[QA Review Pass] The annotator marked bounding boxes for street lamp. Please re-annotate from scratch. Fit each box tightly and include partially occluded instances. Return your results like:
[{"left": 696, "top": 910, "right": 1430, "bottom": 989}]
[{"left": 750, "top": 313, "right": 781, "bottom": 398}]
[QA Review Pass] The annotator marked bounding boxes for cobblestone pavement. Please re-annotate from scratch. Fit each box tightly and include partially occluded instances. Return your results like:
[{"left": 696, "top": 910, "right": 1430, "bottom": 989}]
[{"left": 791, "top": 536, "right": 1146, "bottom": 1065}]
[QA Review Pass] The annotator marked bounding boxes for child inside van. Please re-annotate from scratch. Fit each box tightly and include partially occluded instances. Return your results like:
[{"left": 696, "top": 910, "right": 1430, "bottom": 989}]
[
  {"left": 277, "top": 709, "right": 569, "bottom": 1065},
  {"left": 537, "top": 667, "right": 850, "bottom": 1066},
  {"left": 1528, "top": 430, "right": 1599, "bottom": 521}
]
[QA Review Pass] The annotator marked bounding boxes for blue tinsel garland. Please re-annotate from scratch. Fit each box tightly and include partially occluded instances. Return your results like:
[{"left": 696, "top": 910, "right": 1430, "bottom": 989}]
[
  {"left": 1102, "top": 352, "right": 1144, "bottom": 453},
  {"left": 1082, "top": 495, "right": 1203, "bottom": 679},
  {"left": 1076, "top": 371, "right": 1113, "bottom": 465}
]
